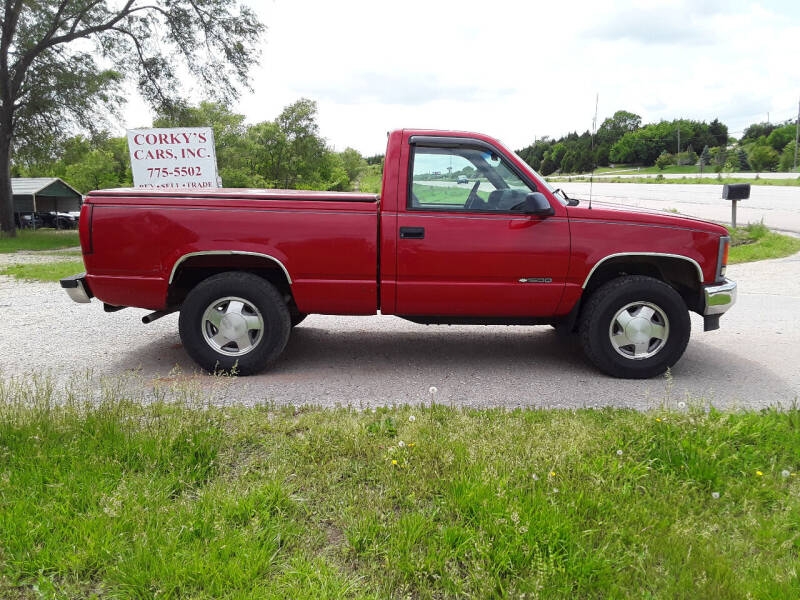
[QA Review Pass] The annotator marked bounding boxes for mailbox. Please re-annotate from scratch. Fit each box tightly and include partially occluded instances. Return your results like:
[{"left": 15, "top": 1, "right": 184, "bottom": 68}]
[
  {"left": 722, "top": 183, "right": 750, "bottom": 201},
  {"left": 722, "top": 183, "right": 750, "bottom": 228}
]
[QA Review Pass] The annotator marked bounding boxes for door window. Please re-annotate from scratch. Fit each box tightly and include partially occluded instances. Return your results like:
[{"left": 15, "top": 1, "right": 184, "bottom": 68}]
[{"left": 409, "top": 145, "right": 537, "bottom": 212}]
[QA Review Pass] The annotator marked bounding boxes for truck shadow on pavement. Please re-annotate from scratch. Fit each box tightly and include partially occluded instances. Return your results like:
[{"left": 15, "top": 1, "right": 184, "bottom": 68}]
[{"left": 111, "top": 320, "right": 796, "bottom": 409}]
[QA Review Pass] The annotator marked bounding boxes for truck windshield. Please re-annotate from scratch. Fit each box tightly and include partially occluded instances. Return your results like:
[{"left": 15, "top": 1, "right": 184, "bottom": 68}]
[{"left": 508, "top": 150, "right": 566, "bottom": 205}]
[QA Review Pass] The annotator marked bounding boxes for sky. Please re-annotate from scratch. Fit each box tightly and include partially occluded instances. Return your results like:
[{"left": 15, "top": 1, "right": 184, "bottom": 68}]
[{"left": 122, "top": 0, "right": 800, "bottom": 155}]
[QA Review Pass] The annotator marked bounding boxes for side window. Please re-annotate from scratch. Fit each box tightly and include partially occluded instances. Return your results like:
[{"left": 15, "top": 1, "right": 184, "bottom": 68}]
[{"left": 409, "top": 145, "right": 536, "bottom": 212}]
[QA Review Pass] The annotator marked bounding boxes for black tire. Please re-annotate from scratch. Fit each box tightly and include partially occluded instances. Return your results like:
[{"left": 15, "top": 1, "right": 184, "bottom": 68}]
[
  {"left": 579, "top": 275, "right": 690, "bottom": 379},
  {"left": 290, "top": 313, "right": 308, "bottom": 327},
  {"left": 178, "top": 272, "right": 291, "bottom": 375}
]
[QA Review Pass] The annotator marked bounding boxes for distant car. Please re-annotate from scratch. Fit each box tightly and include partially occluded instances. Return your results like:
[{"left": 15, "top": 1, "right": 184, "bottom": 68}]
[
  {"left": 457, "top": 175, "right": 468, "bottom": 184},
  {"left": 37, "top": 211, "right": 79, "bottom": 229},
  {"left": 14, "top": 213, "right": 44, "bottom": 229}
]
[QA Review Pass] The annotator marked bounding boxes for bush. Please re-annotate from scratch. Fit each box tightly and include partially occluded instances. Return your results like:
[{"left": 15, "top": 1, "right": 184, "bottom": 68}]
[
  {"left": 655, "top": 151, "right": 674, "bottom": 170},
  {"left": 779, "top": 141, "right": 797, "bottom": 172},
  {"left": 748, "top": 145, "right": 780, "bottom": 172}
]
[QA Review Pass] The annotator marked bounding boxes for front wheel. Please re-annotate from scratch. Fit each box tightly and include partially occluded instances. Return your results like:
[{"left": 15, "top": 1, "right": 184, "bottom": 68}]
[
  {"left": 579, "top": 275, "right": 690, "bottom": 379},
  {"left": 179, "top": 272, "right": 291, "bottom": 375}
]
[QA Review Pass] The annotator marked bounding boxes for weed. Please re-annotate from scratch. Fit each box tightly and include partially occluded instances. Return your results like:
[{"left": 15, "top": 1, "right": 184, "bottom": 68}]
[{"left": 0, "top": 376, "right": 798, "bottom": 598}]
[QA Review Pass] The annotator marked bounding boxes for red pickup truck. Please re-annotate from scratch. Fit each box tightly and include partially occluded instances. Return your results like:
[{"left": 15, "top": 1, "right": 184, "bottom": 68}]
[{"left": 61, "top": 129, "right": 736, "bottom": 378}]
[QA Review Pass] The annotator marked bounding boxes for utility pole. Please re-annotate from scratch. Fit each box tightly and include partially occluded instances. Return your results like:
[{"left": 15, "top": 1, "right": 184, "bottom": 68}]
[{"left": 794, "top": 96, "right": 799, "bottom": 171}]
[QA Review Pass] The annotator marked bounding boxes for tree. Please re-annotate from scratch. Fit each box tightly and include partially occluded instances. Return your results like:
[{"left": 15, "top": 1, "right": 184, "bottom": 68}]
[
  {"left": 538, "top": 155, "right": 557, "bottom": 176},
  {"left": 766, "top": 124, "right": 795, "bottom": 152},
  {"left": 747, "top": 145, "right": 779, "bottom": 172},
  {"left": 741, "top": 122, "right": 777, "bottom": 143},
  {"left": 708, "top": 119, "right": 728, "bottom": 147},
  {"left": 655, "top": 151, "right": 673, "bottom": 170},
  {"left": 597, "top": 110, "right": 641, "bottom": 146},
  {"left": 778, "top": 142, "right": 797, "bottom": 172},
  {"left": 339, "top": 148, "right": 365, "bottom": 183},
  {"left": 0, "top": 1, "right": 263, "bottom": 236},
  {"left": 736, "top": 148, "right": 750, "bottom": 171}
]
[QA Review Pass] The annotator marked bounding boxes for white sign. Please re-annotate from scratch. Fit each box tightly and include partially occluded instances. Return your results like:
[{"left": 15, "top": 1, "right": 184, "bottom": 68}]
[{"left": 127, "top": 127, "right": 220, "bottom": 189}]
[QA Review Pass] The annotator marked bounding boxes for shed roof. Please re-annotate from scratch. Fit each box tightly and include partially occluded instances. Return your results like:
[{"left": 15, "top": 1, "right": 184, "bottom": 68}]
[{"left": 11, "top": 177, "right": 81, "bottom": 198}]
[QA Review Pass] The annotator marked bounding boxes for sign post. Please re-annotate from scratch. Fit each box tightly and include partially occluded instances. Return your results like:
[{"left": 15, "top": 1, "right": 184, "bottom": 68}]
[{"left": 127, "top": 127, "right": 220, "bottom": 189}]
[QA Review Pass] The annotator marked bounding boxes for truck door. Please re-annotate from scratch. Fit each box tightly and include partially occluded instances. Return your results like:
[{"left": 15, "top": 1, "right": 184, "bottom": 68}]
[{"left": 394, "top": 137, "right": 570, "bottom": 317}]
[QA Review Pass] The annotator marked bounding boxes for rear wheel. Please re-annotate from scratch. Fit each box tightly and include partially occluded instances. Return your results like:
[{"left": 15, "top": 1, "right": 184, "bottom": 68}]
[
  {"left": 579, "top": 275, "right": 690, "bottom": 378},
  {"left": 179, "top": 272, "right": 291, "bottom": 375}
]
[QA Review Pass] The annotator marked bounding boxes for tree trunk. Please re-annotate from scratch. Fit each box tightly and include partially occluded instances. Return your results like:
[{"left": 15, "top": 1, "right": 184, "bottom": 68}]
[{"left": 0, "top": 131, "right": 15, "bottom": 237}]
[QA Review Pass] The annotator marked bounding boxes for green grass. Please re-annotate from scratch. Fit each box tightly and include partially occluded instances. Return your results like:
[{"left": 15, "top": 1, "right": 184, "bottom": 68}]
[
  {"left": 547, "top": 175, "right": 800, "bottom": 186},
  {"left": 0, "top": 229, "right": 79, "bottom": 253},
  {"left": 591, "top": 165, "right": 702, "bottom": 175},
  {"left": 727, "top": 222, "right": 800, "bottom": 264},
  {"left": 1, "top": 377, "right": 799, "bottom": 599},
  {"left": 413, "top": 183, "right": 474, "bottom": 205},
  {"left": 357, "top": 164, "right": 383, "bottom": 194},
  {"left": 1, "top": 259, "right": 84, "bottom": 281}
]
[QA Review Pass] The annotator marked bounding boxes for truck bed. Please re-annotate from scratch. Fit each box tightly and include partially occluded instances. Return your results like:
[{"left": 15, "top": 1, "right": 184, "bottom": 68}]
[{"left": 82, "top": 188, "right": 380, "bottom": 313}]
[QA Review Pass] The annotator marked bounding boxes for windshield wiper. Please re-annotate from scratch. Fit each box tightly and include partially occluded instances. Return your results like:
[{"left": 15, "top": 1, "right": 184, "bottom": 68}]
[{"left": 552, "top": 187, "right": 580, "bottom": 206}]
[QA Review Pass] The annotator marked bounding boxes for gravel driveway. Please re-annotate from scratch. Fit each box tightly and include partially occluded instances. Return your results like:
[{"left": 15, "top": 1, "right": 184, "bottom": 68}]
[{"left": 1, "top": 249, "right": 798, "bottom": 410}]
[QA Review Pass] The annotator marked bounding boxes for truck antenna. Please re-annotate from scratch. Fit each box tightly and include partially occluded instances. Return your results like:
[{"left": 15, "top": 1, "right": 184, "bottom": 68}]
[{"left": 589, "top": 93, "right": 598, "bottom": 210}]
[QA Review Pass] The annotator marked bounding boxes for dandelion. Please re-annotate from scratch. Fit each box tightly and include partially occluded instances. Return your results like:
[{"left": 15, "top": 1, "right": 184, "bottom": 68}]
[
  {"left": 756, "top": 470, "right": 763, "bottom": 476},
  {"left": 552, "top": 488, "right": 559, "bottom": 494},
  {"left": 429, "top": 386, "right": 438, "bottom": 394},
  {"left": 532, "top": 473, "right": 539, "bottom": 481},
  {"left": 656, "top": 418, "right": 662, "bottom": 422},
  {"left": 391, "top": 459, "right": 397, "bottom": 465},
  {"left": 398, "top": 440, "right": 405, "bottom": 448},
  {"left": 781, "top": 470, "right": 791, "bottom": 478},
  {"left": 678, "top": 401, "right": 686, "bottom": 409},
  {"left": 549, "top": 471, "right": 556, "bottom": 477},
  {"left": 616, "top": 449, "right": 624, "bottom": 456},
  {"left": 711, "top": 492, "right": 720, "bottom": 499},
  {"left": 408, "top": 442, "right": 415, "bottom": 447},
  {"left": 408, "top": 415, "right": 416, "bottom": 422}
]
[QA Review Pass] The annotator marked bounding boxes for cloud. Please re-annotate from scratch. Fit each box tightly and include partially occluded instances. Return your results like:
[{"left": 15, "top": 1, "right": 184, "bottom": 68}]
[
  {"left": 119, "top": 0, "right": 800, "bottom": 155},
  {"left": 294, "top": 71, "right": 515, "bottom": 105},
  {"left": 586, "top": 8, "right": 718, "bottom": 45}
]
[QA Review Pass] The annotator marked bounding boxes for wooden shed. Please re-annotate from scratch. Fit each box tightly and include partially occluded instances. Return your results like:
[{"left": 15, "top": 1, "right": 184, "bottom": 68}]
[{"left": 12, "top": 177, "right": 82, "bottom": 213}]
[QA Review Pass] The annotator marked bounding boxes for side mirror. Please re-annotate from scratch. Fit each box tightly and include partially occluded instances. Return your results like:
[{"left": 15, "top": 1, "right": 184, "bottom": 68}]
[{"left": 521, "top": 192, "right": 555, "bottom": 217}]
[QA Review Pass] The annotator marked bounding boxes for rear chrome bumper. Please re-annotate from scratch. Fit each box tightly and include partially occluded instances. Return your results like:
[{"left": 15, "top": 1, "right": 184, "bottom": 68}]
[
  {"left": 701, "top": 278, "right": 736, "bottom": 331},
  {"left": 60, "top": 272, "right": 93, "bottom": 303}
]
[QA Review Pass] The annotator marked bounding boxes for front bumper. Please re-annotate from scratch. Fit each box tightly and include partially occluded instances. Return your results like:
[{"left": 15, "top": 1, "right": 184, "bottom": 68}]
[
  {"left": 701, "top": 278, "right": 737, "bottom": 331},
  {"left": 60, "top": 272, "right": 93, "bottom": 304}
]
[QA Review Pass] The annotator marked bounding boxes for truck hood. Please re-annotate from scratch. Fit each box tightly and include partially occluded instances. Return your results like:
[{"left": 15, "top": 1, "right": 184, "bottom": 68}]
[{"left": 565, "top": 201, "right": 728, "bottom": 235}]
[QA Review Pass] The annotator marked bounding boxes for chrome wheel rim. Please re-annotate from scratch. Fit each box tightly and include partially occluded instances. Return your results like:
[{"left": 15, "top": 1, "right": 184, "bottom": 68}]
[
  {"left": 201, "top": 296, "right": 264, "bottom": 356},
  {"left": 609, "top": 301, "right": 669, "bottom": 360}
]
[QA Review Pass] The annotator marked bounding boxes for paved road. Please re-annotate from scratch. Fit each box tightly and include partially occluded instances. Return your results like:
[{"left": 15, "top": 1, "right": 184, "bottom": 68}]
[
  {"left": 559, "top": 182, "right": 800, "bottom": 233},
  {"left": 569, "top": 171, "right": 799, "bottom": 180},
  {"left": 1, "top": 251, "right": 798, "bottom": 410}
]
